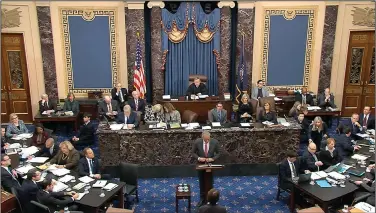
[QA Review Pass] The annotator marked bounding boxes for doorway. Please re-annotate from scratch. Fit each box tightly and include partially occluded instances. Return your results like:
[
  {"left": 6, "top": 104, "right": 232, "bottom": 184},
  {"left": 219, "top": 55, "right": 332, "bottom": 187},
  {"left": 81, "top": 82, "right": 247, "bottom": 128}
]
[
  {"left": 341, "top": 31, "right": 375, "bottom": 117},
  {"left": 1, "top": 33, "right": 33, "bottom": 123}
]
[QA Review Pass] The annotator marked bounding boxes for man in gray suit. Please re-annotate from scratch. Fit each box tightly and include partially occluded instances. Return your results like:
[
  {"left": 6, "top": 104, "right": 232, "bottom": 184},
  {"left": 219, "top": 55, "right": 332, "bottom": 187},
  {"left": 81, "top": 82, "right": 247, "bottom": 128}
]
[
  {"left": 192, "top": 131, "right": 220, "bottom": 206},
  {"left": 98, "top": 95, "right": 121, "bottom": 121},
  {"left": 208, "top": 103, "right": 227, "bottom": 123},
  {"left": 251, "top": 80, "right": 269, "bottom": 100},
  {"left": 317, "top": 88, "right": 336, "bottom": 108},
  {"left": 198, "top": 188, "right": 227, "bottom": 213}
]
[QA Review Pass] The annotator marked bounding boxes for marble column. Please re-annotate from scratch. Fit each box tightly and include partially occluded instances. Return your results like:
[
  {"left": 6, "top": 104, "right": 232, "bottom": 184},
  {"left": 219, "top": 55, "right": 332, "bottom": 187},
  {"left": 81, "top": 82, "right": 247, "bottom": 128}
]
[
  {"left": 218, "top": 7, "right": 231, "bottom": 96},
  {"left": 125, "top": 8, "right": 145, "bottom": 92},
  {"left": 318, "top": 5, "right": 338, "bottom": 94},
  {"left": 150, "top": 7, "right": 164, "bottom": 103},
  {"left": 36, "top": 6, "right": 58, "bottom": 99},
  {"left": 237, "top": 8, "right": 255, "bottom": 89}
]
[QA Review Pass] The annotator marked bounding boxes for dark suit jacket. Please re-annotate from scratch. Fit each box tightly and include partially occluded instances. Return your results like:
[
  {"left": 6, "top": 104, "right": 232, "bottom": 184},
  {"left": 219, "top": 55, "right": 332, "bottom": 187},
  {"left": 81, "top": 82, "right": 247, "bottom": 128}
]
[
  {"left": 1, "top": 137, "right": 8, "bottom": 153},
  {"left": 308, "top": 123, "right": 329, "bottom": 143},
  {"left": 258, "top": 111, "right": 278, "bottom": 124},
  {"left": 295, "top": 93, "right": 314, "bottom": 106},
  {"left": 208, "top": 109, "right": 227, "bottom": 123},
  {"left": 111, "top": 88, "right": 129, "bottom": 104},
  {"left": 191, "top": 139, "right": 220, "bottom": 161},
  {"left": 198, "top": 204, "right": 227, "bottom": 213},
  {"left": 116, "top": 112, "right": 139, "bottom": 127},
  {"left": 360, "top": 180, "right": 375, "bottom": 206},
  {"left": 49, "top": 149, "right": 80, "bottom": 172},
  {"left": 35, "top": 143, "right": 59, "bottom": 159},
  {"left": 279, "top": 159, "right": 303, "bottom": 188},
  {"left": 319, "top": 149, "right": 342, "bottom": 170},
  {"left": 98, "top": 100, "right": 121, "bottom": 116},
  {"left": 38, "top": 100, "right": 57, "bottom": 114},
  {"left": 186, "top": 83, "right": 208, "bottom": 96},
  {"left": 302, "top": 150, "right": 321, "bottom": 172},
  {"left": 317, "top": 94, "right": 336, "bottom": 108},
  {"left": 127, "top": 98, "right": 146, "bottom": 113},
  {"left": 31, "top": 132, "right": 50, "bottom": 149},
  {"left": 62, "top": 99, "right": 79, "bottom": 114},
  {"left": 334, "top": 134, "right": 354, "bottom": 158},
  {"left": 359, "top": 113, "right": 375, "bottom": 130},
  {"left": 22, "top": 179, "right": 40, "bottom": 202},
  {"left": 78, "top": 157, "right": 100, "bottom": 177},
  {"left": 296, "top": 118, "right": 310, "bottom": 136},
  {"left": 75, "top": 121, "right": 95, "bottom": 145},
  {"left": 343, "top": 119, "right": 363, "bottom": 139},
  {"left": 1, "top": 167, "right": 21, "bottom": 192},
  {"left": 37, "top": 190, "right": 73, "bottom": 212}
]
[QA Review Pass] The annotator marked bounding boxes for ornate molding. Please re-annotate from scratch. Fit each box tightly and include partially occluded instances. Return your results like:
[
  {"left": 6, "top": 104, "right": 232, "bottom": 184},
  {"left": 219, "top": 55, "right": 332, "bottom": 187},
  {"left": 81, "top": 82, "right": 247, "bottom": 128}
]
[
  {"left": 1, "top": 7, "right": 22, "bottom": 29},
  {"left": 218, "top": 1, "right": 235, "bottom": 9},
  {"left": 351, "top": 7, "right": 375, "bottom": 27},
  {"left": 147, "top": 1, "right": 165, "bottom": 9}
]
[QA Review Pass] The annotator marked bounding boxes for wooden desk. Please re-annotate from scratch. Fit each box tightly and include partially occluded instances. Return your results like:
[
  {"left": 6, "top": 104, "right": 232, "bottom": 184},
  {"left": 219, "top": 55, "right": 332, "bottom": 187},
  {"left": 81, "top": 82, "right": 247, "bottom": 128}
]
[
  {"left": 34, "top": 113, "right": 79, "bottom": 131},
  {"left": 1, "top": 190, "right": 17, "bottom": 213},
  {"left": 157, "top": 99, "right": 232, "bottom": 123},
  {"left": 306, "top": 110, "right": 341, "bottom": 126}
]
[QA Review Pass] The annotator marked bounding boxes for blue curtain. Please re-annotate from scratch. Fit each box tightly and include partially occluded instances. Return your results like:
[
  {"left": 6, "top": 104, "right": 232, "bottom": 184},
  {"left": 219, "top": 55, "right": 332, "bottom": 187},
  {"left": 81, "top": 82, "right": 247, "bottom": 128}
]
[{"left": 162, "top": 2, "right": 220, "bottom": 97}]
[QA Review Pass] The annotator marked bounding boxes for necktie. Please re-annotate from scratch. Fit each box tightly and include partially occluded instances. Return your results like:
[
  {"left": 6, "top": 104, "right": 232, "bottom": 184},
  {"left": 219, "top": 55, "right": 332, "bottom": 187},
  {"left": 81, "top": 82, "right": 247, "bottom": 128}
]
[
  {"left": 108, "top": 104, "right": 112, "bottom": 112},
  {"left": 119, "top": 90, "right": 124, "bottom": 102},
  {"left": 218, "top": 111, "right": 221, "bottom": 121},
  {"left": 363, "top": 116, "right": 367, "bottom": 127},
  {"left": 302, "top": 95, "right": 306, "bottom": 105},
  {"left": 50, "top": 147, "right": 53, "bottom": 155},
  {"left": 291, "top": 162, "right": 297, "bottom": 178},
  {"left": 313, "top": 154, "right": 318, "bottom": 162},
  {"left": 135, "top": 100, "right": 139, "bottom": 111},
  {"left": 204, "top": 143, "right": 208, "bottom": 157},
  {"left": 124, "top": 116, "right": 128, "bottom": 124}
]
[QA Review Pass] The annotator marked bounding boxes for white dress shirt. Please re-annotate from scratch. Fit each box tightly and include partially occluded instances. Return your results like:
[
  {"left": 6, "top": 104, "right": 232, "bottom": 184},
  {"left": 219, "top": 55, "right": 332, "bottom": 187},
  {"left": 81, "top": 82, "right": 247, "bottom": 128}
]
[
  {"left": 288, "top": 160, "right": 296, "bottom": 178},
  {"left": 86, "top": 157, "right": 93, "bottom": 176}
]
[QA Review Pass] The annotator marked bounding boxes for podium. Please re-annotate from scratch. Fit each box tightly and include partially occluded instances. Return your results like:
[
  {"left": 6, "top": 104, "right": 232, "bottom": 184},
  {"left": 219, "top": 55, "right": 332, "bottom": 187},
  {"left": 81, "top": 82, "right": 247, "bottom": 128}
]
[{"left": 196, "top": 164, "right": 224, "bottom": 203}]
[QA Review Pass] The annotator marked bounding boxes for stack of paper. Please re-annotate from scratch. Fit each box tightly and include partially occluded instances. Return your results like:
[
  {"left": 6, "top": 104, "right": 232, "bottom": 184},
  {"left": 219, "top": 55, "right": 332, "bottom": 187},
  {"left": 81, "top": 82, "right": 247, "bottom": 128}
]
[
  {"left": 202, "top": 126, "right": 211, "bottom": 130},
  {"left": 92, "top": 180, "right": 107, "bottom": 188},
  {"left": 262, "top": 121, "right": 274, "bottom": 126},
  {"left": 211, "top": 122, "right": 221, "bottom": 127},
  {"left": 21, "top": 146, "right": 39, "bottom": 158},
  {"left": 162, "top": 95, "right": 171, "bottom": 100},
  {"left": 110, "top": 124, "right": 123, "bottom": 131},
  {"left": 310, "top": 171, "right": 328, "bottom": 180},
  {"left": 79, "top": 176, "right": 95, "bottom": 183},
  {"left": 188, "top": 123, "right": 200, "bottom": 128},
  {"left": 16, "top": 165, "right": 35, "bottom": 174},
  {"left": 354, "top": 202, "right": 375, "bottom": 212},
  {"left": 240, "top": 123, "right": 251, "bottom": 127},
  {"left": 274, "top": 97, "right": 282, "bottom": 101},
  {"left": 51, "top": 168, "right": 71, "bottom": 176},
  {"left": 103, "top": 183, "right": 118, "bottom": 191},
  {"left": 18, "top": 133, "right": 32, "bottom": 138},
  {"left": 52, "top": 181, "right": 68, "bottom": 192},
  {"left": 59, "top": 175, "right": 74, "bottom": 183},
  {"left": 307, "top": 106, "right": 321, "bottom": 111},
  {"left": 328, "top": 171, "right": 346, "bottom": 180},
  {"left": 352, "top": 154, "right": 369, "bottom": 161},
  {"left": 28, "top": 157, "right": 49, "bottom": 163},
  {"left": 9, "top": 143, "right": 21, "bottom": 149}
]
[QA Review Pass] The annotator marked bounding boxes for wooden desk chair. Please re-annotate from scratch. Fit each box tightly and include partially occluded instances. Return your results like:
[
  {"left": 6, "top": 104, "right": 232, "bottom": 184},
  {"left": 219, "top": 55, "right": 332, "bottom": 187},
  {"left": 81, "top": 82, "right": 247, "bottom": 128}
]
[
  {"left": 276, "top": 162, "right": 291, "bottom": 200},
  {"left": 119, "top": 162, "right": 139, "bottom": 203},
  {"left": 182, "top": 110, "right": 198, "bottom": 123}
]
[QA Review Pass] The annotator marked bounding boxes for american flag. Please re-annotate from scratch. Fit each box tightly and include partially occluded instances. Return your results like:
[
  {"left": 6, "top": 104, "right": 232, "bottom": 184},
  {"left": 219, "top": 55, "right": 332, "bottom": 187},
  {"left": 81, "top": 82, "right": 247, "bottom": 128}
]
[{"left": 133, "top": 35, "right": 146, "bottom": 99}]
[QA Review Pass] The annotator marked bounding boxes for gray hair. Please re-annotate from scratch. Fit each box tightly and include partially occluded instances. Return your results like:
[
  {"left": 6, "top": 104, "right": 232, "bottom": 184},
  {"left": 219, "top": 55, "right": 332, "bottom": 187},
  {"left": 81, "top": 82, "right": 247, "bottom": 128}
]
[
  {"left": 123, "top": 105, "right": 131, "bottom": 113},
  {"left": 202, "top": 131, "right": 210, "bottom": 137},
  {"left": 104, "top": 95, "right": 111, "bottom": 101},
  {"left": 41, "top": 94, "right": 48, "bottom": 99}
]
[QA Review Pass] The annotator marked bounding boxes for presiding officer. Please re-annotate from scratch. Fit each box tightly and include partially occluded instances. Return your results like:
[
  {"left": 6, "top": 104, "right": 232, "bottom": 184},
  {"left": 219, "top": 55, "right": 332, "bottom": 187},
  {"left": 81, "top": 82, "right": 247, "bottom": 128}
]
[
  {"left": 186, "top": 77, "right": 208, "bottom": 96},
  {"left": 191, "top": 131, "right": 220, "bottom": 206}
]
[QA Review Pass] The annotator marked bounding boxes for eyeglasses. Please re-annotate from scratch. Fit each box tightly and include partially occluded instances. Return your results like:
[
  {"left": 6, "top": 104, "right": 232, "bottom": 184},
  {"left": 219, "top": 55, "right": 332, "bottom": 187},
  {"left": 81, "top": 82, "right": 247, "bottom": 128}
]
[{"left": 12, "top": 117, "right": 18, "bottom": 120}]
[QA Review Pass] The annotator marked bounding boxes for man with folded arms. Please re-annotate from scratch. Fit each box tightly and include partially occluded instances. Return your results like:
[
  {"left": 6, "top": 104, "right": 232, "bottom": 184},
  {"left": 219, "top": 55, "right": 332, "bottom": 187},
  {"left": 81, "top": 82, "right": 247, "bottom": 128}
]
[
  {"left": 191, "top": 131, "right": 220, "bottom": 206},
  {"left": 302, "top": 143, "right": 323, "bottom": 172},
  {"left": 78, "top": 148, "right": 110, "bottom": 179}
]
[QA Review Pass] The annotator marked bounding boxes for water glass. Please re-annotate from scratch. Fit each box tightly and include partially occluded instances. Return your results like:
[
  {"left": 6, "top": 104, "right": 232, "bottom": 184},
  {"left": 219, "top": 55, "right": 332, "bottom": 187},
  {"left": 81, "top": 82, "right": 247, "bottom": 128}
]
[
  {"left": 99, "top": 188, "right": 105, "bottom": 197},
  {"left": 84, "top": 185, "right": 90, "bottom": 194},
  {"left": 343, "top": 205, "right": 349, "bottom": 212},
  {"left": 71, "top": 177, "right": 76, "bottom": 183}
]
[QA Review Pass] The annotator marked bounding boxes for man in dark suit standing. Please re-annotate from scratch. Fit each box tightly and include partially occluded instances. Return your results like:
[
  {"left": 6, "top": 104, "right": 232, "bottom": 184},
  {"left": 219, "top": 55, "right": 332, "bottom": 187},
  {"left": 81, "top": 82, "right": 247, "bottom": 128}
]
[
  {"left": 335, "top": 127, "right": 360, "bottom": 159},
  {"left": 359, "top": 106, "right": 375, "bottom": 130},
  {"left": 38, "top": 94, "right": 57, "bottom": 114},
  {"left": 1, "top": 154, "right": 21, "bottom": 192},
  {"left": 186, "top": 77, "right": 208, "bottom": 96},
  {"left": 191, "top": 131, "right": 220, "bottom": 206},
  {"left": 296, "top": 112, "right": 310, "bottom": 144},
  {"left": 78, "top": 148, "right": 110, "bottom": 179},
  {"left": 198, "top": 188, "right": 227, "bottom": 213},
  {"left": 116, "top": 105, "right": 139, "bottom": 128},
  {"left": 37, "top": 178, "right": 80, "bottom": 212},
  {"left": 302, "top": 143, "right": 323, "bottom": 172},
  {"left": 98, "top": 95, "right": 120, "bottom": 121},
  {"left": 35, "top": 138, "right": 58, "bottom": 159},
  {"left": 71, "top": 113, "right": 95, "bottom": 147},
  {"left": 111, "top": 83, "right": 129, "bottom": 111},
  {"left": 208, "top": 103, "right": 227, "bottom": 123},
  {"left": 295, "top": 87, "right": 314, "bottom": 106}
]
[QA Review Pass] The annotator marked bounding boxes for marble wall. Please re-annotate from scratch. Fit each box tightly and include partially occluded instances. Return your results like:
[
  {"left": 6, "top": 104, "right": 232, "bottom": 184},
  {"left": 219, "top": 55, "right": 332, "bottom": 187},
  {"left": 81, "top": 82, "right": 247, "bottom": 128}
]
[
  {"left": 36, "top": 6, "right": 58, "bottom": 99},
  {"left": 236, "top": 8, "right": 255, "bottom": 90},
  {"left": 318, "top": 5, "right": 338, "bottom": 94},
  {"left": 150, "top": 7, "right": 164, "bottom": 103},
  {"left": 218, "top": 7, "right": 231, "bottom": 96},
  {"left": 125, "top": 8, "right": 145, "bottom": 92}
]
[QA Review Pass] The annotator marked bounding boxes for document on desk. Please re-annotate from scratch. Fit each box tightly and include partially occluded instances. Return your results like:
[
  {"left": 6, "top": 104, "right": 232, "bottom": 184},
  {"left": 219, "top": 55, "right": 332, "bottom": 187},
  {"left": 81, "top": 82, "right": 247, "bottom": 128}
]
[
  {"left": 202, "top": 126, "right": 211, "bottom": 130},
  {"left": 9, "top": 143, "right": 21, "bottom": 149},
  {"left": 188, "top": 123, "right": 200, "bottom": 128},
  {"left": 211, "top": 122, "right": 221, "bottom": 127},
  {"left": 28, "top": 157, "right": 49, "bottom": 163},
  {"left": 21, "top": 146, "right": 39, "bottom": 158},
  {"left": 354, "top": 202, "right": 375, "bottom": 212},
  {"left": 110, "top": 124, "right": 123, "bottom": 131},
  {"left": 316, "top": 180, "right": 332, "bottom": 188},
  {"left": 79, "top": 176, "right": 95, "bottom": 183},
  {"left": 311, "top": 171, "right": 328, "bottom": 180},
  {"left": 51, "top": 168, "right": 71, "bottom": 176},
  {"left": 181, "top": 123, "right": 188, "bottom": 128},
  {"left": 240, "top": 123, "right": 251, "bottom": 127},
  {"left": 103, "top": 183, "right": 118, "bottom": 191},
  {"left": 16, "top": 165, "right": 35, "bottom": 174},
  {"left": 18, "top": 133, "right": 33, "bottom": 138},
  {"left": 59, "top": 175, "right": 74, "bottom": 183},
  {"left": 92, "top": 180, "right": 107, "bottom": 188},
  {"left": 307, "top": 106, "right": 321, "bottom": 111},
  {"left": 52, "top": 181, "right": 68, "bottom": 192},
  {"left": 351, "top": 154, "right": 369, "bottom": 161}
]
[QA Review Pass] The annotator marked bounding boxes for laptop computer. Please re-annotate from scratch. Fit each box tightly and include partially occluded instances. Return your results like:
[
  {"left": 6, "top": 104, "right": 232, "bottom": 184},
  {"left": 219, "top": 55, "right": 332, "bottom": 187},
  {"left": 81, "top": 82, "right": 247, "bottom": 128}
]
[{"left": 298, "top": 173, "right": 311, "bottom": 183}]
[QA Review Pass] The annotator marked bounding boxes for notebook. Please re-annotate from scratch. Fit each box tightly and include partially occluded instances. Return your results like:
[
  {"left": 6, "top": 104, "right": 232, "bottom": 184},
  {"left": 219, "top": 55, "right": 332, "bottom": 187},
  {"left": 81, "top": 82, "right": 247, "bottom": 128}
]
[
  {"left": 316, "top": 180, "right": 332, "bottom": 188},
  {"left": 347, "top": 169, "right": 365, "bottom": 177}
]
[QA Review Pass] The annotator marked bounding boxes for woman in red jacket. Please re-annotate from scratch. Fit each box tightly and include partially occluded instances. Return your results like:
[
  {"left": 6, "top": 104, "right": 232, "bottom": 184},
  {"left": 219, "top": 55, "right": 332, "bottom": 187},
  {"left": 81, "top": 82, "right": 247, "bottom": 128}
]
[{"left": 31, "top": 123, "right": 51, "bottom": 149}]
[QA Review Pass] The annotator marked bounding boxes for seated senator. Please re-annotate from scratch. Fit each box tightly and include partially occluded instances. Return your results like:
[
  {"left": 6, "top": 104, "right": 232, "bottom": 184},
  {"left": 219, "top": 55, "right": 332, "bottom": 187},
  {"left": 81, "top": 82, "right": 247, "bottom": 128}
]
[
  {"left": 238, "top": 94, "right": 253, "bottom": 122},
  {"left": 31, "top": 123, "right": 51, "bottom": 149},
  {"left": 49, "top": 141, "right": 80, "bottom": 172},
  {"left": 360, "top": 106, "right": 375, "bottom": 130},
  {"left": 258, "top": 102, "right": 277, "bottom": 124},
  {"left": 71, "top": 113, "right": 95, "bottom": 147},
  {"left": 22, "top": 169, "right": 41, "bottom": 205},
  {"left": 63, "top": 92, "right": 79, "bottom": 114},
  {"left": 98, "top": 95, "right": 120, "bottom": 121},
  {"left": 288, "top": 101, "right": 302, "bottom": 118},
  {"left": 38, "top": 94, "right": 57, "bottom": 114},
  {"left": 128, "top": 91, "right": 146, "bottom": 114},
  {"left": 198, "top": 188, "right": 227, "bottom": 213},
  {"left": 34, "top": 138, "right": 58, "bottom": 159},
  {"left": 186, "top": 77, "right": 208, "bottom": 96},
  {"left": 78, "top": 148, "right": 110, "bottom": 180},
  {"left": 209, "top": 102, "right": 227, "bottom": 123},
  {"left": 116, "top": 105, "right": 139, "bottom": 128},
  {"left": 1, "top": 154, "right": 21, "bottom": 193},
  {"left": 144, "top": 104, "right": 165, "bottom": 123},
  {"left": 163, "top": 102, "right": 181, "bottom": 123},
  {"left": 302, "top": 143, "right": 323, "bottom": 172},
  {"left": 279, "top": 150, "right": 306, "bottom": 191},
  {"left": 1, "top": 128, "right": 10, "bottom": 153},
  {"left": 319, "top": 138, "right": 342, "bottom": 170},
  {"left": 317, "top": 88, "right": 336, "bottom": 108},
  {"left": 295, "top": 87, "right": 314, "bottom": 106},
  {"left": 6, "top": 113, "right": 28, "bottom": 138},
  {"left": 344, "top": 113, "right": 364, "bottom": 139}
]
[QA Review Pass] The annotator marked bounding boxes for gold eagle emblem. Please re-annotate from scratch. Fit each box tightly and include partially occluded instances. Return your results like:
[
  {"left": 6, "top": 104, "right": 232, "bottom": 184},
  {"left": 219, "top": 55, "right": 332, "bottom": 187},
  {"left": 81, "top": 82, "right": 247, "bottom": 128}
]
[
  {"left": 2, "top": 7, "right": 22, "bottom": 29},
  {"left": 351, "top": 7, "right": 375, "bottom": 27}
]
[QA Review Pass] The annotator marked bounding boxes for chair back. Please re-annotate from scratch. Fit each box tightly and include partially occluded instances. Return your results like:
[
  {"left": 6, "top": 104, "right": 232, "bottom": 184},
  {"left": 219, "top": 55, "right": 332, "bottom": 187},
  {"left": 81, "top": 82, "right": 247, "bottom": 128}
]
[
  {"left": 256, "top": 107, "right": 264, "bottom": 122},
  {"left": 30, "top": 201, "right": 51, "bottom": 213},
  {"left": 208, "top": 110, "right": 214, "bottom": 122},
  {"left": 276, "top": 162, "right": 282, "bottom": 188},
  {"left": 249, "top": 99, "right": 258, "bottom": 116},
  {"left": 188, "top": 74, "right": 207, "bottom": 85},
  {"left": 258, "top": 97, "right": 276, "bottom": 111},
  {"left": 44, "top": 128, "right": 53, "bottom": 136},
  {"left": 182, "top": 110, "right": 198, "bottom": 123},
  {"left": 119, "top": 162, "right": 139, "bottom": 186},
  {"left": 11, "top": 187, "right": 25, "bottom": 213}
]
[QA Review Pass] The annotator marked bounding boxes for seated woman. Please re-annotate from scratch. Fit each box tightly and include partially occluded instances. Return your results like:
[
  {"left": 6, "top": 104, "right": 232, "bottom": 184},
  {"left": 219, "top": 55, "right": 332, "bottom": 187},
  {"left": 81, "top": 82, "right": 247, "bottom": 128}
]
[
  {"left": 308, "top": 116, "right": 329, "bottom": 152},
  {"left": 238, "top": 94, "right": 253, "bottom": 122},
  {"left": 319, "top": 138, "right": 342, "bottom": 170},
  {"left": 288, "top": 101, "right": 302, "bottom": 118},
  {"left": 63, "top": 92, "right": 79, "bottom": 114},
  {"left": 163, "top": 103, "right": 181, "bottom": 123},
  {"left": 144, "top": 104, "right": 165, "bottom": 123},
  {"left": 49, "top": 141, "right": 80, "bottom": 172},
  {"left": 31, "top": 123, "right": 51, "bottom": 149},
  {"left": 258, "top": 102, "right": 277, "bottom": 124},
  {"left": 6, "top": 113, "right": 28, "bottom": 138}
]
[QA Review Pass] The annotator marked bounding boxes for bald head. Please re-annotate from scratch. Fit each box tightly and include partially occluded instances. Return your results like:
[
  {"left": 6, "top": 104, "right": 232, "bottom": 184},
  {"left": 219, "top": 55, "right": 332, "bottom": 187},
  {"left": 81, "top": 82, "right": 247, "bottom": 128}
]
[
  {"left": 132, "top": 91, "right": 140, "bottom": 99},
  {"left": 45, "top": 138, "right": 54, "bottom": 148},
  {"left": 308, "top": 143, "right": 317, "bottom": 154},
  {"left": 104, "top": 95, "right": 111, "bottom": 103}
]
